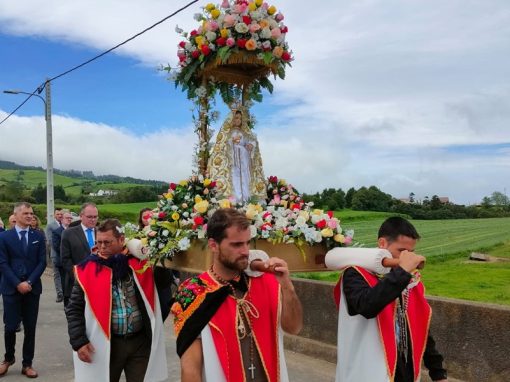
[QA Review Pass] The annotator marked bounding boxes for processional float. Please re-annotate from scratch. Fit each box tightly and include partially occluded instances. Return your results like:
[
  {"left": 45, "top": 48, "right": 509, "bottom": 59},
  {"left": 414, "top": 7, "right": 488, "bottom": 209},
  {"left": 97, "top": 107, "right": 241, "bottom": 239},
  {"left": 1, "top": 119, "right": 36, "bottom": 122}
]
[{"left": 130, "top": 0, "right": 354, "bottom": 272}]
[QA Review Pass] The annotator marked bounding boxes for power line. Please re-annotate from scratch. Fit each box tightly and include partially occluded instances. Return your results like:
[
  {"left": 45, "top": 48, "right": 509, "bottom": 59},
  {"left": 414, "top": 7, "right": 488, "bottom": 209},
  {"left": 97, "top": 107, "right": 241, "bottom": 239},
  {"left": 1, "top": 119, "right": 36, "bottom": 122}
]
[{"left": 0, "top": 0, "right": 199, "bottom": 126}]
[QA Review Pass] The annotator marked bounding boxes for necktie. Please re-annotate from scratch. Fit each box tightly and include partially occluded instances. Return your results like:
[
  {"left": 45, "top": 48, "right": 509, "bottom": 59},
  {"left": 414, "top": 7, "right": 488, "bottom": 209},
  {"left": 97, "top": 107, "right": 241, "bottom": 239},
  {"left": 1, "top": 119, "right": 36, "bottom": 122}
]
[
  {"left": 86, "top": 228, "right": 95, "bottom": 248},
  {"left": 20, "top": 230, "right": 28, "bottom": 254}
]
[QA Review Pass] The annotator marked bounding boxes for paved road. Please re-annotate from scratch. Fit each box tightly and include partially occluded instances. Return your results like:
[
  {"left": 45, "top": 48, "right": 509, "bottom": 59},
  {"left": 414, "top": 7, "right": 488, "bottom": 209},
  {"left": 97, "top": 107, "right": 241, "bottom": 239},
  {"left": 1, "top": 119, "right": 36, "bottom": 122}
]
[{"left": 0, "top": 272, "right": 336, "bottom": 381}]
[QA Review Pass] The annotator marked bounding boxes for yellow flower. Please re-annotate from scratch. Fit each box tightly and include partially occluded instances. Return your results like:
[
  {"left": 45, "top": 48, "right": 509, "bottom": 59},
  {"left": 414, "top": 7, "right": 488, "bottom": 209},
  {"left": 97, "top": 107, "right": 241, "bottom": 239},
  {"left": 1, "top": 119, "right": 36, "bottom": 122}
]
[
  {"left": 267, "top": 5, "right": 277, "bottom": 15},
  {"left": 195, "top": 195, "right": 203, "bottom": 203},
  {"left": 298, "top": 210, "right": 309, "bottom": 221},
  {"left": 321, "top": 228, "right": 334, "bottom": 238},
  {"left": 179, "top": 180, "right": 188, "bottom": 186},
  {"left": 140, "top": 238, "right": 148, "bottom": 246},
  {"left": 279, "top": 178, "right": 287, "bottom": 186},
  {"left": 334, "top": 234, "right": 346, "bottom": 243},
  {"left": 203, "top": 178, "right": 211, "bottom": 187},
  {"left": 281, "top": 200, "right": 288, "bottom": 208},
  {"left": 219, "top": 199, "right": 231, "bottom": 209},
  {"left": 255, "top": 0, "right": 263, "bottom": 6},
  {"left": 194, "top": 200, "right": 209, "bottom": 214},
  {"left": 313, "top": 209, "right": 323, "bottom": 215},
  {"left": 245, "top": 39, "right": 257, "bottom": 51},
  {"left": 220, "top": 28, "right": 229, "bottom": 38},
  {"left": 163, "top": 192, "right": 173, "bottom": 199},
  {"left": 195, "top": 35, "right": 204, "bottom": 47},
  {"left": 211, "top": 9, "right": 221, "bottom": 19},
  {"left": 248, "top": 2, "right": 257, "bottom": 11},
  {"left": 171, "top": 212, "right": 180, "bottom": 221},
  {"left": 259, "top": 19, "right": 269, "bottom": 29},
  {"left": 272, "top": 46, "right": 283, "bottom": 58},
  {"left": 205, "top": 3, "right": 215, "bottom": 11},
  {"left": 246, "top": 207, "right": 258, "bottom": 220}
]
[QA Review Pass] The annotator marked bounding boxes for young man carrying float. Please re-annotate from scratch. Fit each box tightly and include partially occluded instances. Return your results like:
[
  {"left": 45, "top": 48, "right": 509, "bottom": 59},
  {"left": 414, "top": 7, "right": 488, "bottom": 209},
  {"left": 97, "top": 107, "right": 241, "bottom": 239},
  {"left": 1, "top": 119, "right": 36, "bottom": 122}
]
[
  {"left": 172, "top": 208, "right": 303, "bottom": 382},
  {"left": 327, "top": 217, "right": 448, "bottom": 382}
]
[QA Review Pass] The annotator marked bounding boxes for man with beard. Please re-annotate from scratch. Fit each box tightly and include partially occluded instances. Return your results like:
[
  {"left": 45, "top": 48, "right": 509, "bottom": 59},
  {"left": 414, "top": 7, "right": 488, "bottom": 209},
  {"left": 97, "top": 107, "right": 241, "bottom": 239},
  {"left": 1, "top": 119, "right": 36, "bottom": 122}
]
[
  {"left": 172, "top": 208, "right": 303, "bottom": 382},
  {"left": 65, "top": 219, "right": 167, "bottom": 382}
]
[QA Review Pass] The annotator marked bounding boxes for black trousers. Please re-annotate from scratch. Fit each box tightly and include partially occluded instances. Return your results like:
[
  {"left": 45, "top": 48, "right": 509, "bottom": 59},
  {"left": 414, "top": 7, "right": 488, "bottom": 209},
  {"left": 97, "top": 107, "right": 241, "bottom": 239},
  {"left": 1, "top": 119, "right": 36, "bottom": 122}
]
[
  {"left": 2, "top": 292, "right": 40, "bottom": 366},
  {"left": 109, "top": 332, "right": 151, "bottom": 382}
]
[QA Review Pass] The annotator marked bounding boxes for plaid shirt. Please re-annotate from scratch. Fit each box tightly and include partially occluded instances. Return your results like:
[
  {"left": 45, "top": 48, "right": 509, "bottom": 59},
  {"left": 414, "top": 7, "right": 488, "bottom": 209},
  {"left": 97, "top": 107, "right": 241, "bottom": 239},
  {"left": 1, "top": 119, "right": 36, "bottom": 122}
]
[{"left": 111, "top": 274, "right": 143, "bottom": 336}]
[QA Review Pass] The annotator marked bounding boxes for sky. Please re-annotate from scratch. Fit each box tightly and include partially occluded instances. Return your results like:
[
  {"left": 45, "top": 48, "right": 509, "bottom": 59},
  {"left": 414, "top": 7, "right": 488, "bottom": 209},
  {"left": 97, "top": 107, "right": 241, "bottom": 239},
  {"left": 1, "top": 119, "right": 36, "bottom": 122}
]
[{"left": 0, "top": 0, "right": 509, "bottom": 205}]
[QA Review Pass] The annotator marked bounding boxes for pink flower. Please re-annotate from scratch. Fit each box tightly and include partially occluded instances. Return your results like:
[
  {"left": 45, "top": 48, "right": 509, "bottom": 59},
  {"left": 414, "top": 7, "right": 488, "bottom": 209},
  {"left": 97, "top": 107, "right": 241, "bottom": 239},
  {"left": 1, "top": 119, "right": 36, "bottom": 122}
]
[
  {"left": 249, "top": 23, "right": 261, "bottom": 33},
  {"left": 226, "top": 37, "right": 236, "bottom": 47},
  {"left": 221, "top": 0, "right": 229, "bottom": 8},
  {"left": 327, "top": 219, "right": 337, "bottom": 229},
  {"left": 224, "top": 14, "right": 236, "bottom": 27},
  {"left": 207, "top": 21, "right": 219, "bottom": 31},
  {"left": 274, "top": 194, "right": 281, "bottom": 204},
  {"left": 275, "top": 13, "right": 284, "bottom": 22},
  {"left": 271, "top": 28, "right": 281, "bottom": 38},
  {"left": 344, "top": 236, "right": 353, "bottom": 245}
]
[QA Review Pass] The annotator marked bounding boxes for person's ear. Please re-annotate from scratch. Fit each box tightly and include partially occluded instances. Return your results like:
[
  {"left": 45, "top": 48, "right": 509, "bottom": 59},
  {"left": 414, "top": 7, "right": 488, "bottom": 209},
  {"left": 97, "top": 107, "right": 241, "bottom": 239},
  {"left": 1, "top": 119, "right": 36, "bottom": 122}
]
[
  {"left": 208, "top": 238, "right": 219, "bottom": 254},
  {"left": 378, "top": 237, "right": 388, "bottom": 249}
]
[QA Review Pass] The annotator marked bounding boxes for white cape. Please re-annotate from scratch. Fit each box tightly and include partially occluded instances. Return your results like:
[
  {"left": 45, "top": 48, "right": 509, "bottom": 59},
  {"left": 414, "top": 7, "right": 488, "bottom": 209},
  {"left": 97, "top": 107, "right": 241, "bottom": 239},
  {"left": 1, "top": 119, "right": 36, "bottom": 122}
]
[{"left": 72, "top": 274, "right": 168, "bottom": 382}]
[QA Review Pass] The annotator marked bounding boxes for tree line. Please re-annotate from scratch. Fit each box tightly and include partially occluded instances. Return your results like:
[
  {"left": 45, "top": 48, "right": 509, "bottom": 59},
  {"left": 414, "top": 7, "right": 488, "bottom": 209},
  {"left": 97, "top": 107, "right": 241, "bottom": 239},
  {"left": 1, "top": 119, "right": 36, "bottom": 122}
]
[{"left": 303, "top": 187, "right": 510, "bottom": 219}]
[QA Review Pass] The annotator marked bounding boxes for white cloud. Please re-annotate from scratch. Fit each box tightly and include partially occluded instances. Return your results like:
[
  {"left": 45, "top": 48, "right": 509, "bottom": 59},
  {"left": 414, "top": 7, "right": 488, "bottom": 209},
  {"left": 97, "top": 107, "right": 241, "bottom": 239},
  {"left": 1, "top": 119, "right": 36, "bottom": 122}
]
[{"left": 1, "top": 0, "right": 510, "bottom": 204}]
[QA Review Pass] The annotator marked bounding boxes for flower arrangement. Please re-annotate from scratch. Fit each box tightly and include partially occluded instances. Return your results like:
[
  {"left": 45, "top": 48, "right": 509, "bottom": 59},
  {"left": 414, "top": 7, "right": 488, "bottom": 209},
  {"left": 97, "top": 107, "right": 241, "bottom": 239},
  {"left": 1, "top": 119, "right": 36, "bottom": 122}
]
[
  {"left": 169, "top": 0, "right": 293, "bottom": 104},
  {"left": 129, "top": 174, "right": 353, "bottom": 265}
]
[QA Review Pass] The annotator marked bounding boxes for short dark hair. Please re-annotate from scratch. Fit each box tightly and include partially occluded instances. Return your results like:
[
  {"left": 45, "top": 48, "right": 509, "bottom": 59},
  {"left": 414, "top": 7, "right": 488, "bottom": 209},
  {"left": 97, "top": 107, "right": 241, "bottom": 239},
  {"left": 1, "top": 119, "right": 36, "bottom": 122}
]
[
  {"left": 378, "top": 216, "right": 420, "bottom": 242},
  {"left": 207, "top": 208, "right": 250, "bottom": 243},
  {"left": 97, "top": 219, "right": 123, "bottom": 238}
]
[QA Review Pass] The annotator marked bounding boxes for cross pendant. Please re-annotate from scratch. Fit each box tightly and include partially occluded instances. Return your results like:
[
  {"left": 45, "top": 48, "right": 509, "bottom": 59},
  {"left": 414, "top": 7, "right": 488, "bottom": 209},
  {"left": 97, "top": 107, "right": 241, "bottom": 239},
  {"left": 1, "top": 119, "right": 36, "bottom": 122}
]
[{"left": 248, "top": 363, "right": 256, "bottom": 379}]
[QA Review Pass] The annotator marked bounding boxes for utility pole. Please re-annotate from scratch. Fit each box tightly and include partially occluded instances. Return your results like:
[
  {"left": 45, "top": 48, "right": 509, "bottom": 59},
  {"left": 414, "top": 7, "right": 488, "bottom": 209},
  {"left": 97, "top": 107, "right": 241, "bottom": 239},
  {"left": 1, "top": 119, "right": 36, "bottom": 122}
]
[{"left": 45, "top": 79, "right": 55, "bottom": 224}]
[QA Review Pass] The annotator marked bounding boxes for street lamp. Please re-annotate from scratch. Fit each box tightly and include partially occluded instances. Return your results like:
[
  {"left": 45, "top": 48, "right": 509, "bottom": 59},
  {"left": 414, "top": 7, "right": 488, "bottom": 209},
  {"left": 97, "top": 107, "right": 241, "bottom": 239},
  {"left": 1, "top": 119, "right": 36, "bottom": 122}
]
[{"left": 3, "top": 80, "right": 55, "bottom": 224}]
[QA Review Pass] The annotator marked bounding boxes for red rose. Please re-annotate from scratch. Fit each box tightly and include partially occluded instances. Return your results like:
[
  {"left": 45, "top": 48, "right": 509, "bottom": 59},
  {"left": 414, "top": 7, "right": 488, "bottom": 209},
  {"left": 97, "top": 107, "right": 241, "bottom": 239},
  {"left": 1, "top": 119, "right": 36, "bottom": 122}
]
[
  {"left": 268, "top": 176, "right": 278, "bottom": 183},
  {"left": 281, "top": 26, "right": 288, "bottom": 33},
  {"left": 210, "top": 181, "right": 216, "bottom": 188},
  {"left": 242, "top": 16, "right": 252, "bottom": 25},
  {"left": 169, "top": 182, "right": 177, "bottom": 190},
  {"left": 327, "top": 210, "right": 334, "bottom": 218},
  {"left": 190, "top": 30, "right": 198, "bottom": 36},
  {"left": 216, "top": 37, "right": 226, "bottom": 46},
  {"left": 237, "top": 39, "right": 246, "bottom": 49},
  {"left": 179, "top": 41, "right": 186, "bottom": 48},
  {"left": 191, "top": 50, "right": 201, "bottom": 59},
  {"left": 201, "top": 45, "right": 211, "bottom": 55},
  {"left": 281, "top": 51, "right": 291, "bottom": 61},
  {"left": 158, "top": 212, "right": 167, "bottom": 219},
  {"left": 316, "top": 219, "right": 327, "bottom": 229},
  {"left": 194, "top": 216, "right": 205, "bottom": 225},
  {"left": 178, "top": 55, "right": 186, "bottom": 62},
  {"left": 261, "top": 222, "right": 272, "bottom": 231}
]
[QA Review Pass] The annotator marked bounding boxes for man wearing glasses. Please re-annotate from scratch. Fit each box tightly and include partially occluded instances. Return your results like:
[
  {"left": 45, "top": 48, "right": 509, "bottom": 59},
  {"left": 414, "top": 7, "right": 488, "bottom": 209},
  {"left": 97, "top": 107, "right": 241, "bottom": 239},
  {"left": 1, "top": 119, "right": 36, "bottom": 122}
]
[
  {"left": 65, "top": 219, "right": 167, "bottom": 382},
  {"left": 61, "top": 203, "right": 99, "bottom": 306}
]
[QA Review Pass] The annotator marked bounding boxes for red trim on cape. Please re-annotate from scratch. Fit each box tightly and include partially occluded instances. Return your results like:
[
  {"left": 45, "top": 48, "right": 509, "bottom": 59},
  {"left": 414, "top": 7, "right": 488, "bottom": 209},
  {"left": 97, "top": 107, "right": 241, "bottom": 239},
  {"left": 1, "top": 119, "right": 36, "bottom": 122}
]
[
  {"left": 203, "top": 272, "right": 281, "bottom": 382},
  {"left": 128, "top": 257, "right": 155, "bottom": 312},
  {"left": 75, "top": 263, "right": 112, "bottom": 340},
  {"left": 352, "top": 266, "right": 431, "bottom": 382}
]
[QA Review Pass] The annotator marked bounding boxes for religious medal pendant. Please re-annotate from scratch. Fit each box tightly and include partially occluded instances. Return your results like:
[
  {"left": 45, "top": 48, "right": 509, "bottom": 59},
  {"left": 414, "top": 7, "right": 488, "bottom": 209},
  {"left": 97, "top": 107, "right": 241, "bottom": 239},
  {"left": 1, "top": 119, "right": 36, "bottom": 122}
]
[{"left": 237, "top": 313, "right": 246, "bottom": 338}]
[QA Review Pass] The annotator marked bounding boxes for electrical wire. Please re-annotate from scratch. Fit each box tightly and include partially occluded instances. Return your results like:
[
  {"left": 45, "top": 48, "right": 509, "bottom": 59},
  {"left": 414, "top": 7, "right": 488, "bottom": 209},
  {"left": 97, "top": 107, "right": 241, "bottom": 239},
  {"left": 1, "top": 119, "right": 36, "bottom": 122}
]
[{"left": 0, "top": 0, "right": 199, "bottom": 126}]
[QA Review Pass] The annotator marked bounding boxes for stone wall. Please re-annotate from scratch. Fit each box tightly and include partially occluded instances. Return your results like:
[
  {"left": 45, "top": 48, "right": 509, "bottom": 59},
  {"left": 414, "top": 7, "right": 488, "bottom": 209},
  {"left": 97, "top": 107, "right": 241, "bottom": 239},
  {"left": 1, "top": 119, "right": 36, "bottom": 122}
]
[{"left": 288, "top": 278, "right": 510, "bottom": 382}]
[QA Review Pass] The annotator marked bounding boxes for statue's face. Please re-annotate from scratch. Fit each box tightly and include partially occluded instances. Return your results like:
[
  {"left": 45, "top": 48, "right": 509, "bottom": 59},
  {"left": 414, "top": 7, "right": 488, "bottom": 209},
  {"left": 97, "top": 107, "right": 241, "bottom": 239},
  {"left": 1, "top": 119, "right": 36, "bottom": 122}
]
[{"left": 233, "top": 112, "right": 242, "bottom": 128}]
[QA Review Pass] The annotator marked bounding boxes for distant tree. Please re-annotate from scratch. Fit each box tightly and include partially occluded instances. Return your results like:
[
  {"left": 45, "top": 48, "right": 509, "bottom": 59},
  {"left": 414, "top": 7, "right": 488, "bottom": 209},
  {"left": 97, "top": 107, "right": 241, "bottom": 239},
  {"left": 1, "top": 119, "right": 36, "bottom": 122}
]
[
  {"left": 481, "top": 196, "right": 492, "bottom": 208},
  {"left": 345, "top": 187, "right": 356, "bottom": 208},
  {"left": 409, "top": 192, "right": 415, "bottom": 203},
  {"left": 351, "top": 186, "right": 393, "bottom": 211},
  {"left": 0, "top": 180, "right": 24, "bottom": 202},
  {"left": 31, "top": 183, "right": 46, "bottom": 204},
  {"left": 491, "top": 191, "right": 509, "bottom": 206},
  {"left": 430, "top": 195, "right": 442, "bottom": 210}
]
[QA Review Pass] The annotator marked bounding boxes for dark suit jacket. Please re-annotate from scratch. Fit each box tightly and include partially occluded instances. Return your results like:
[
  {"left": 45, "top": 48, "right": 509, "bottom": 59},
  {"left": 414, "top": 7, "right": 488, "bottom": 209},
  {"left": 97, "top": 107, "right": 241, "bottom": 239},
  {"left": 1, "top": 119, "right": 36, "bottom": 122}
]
[
  {"left": 51, "top": 226, "right": 65, "bottom": 267},
  {"left": 60, "top": 225, "right": 92, "bottom": 297},
  {"left": 0, "top": 228, "right": 47, "bottom": 295}
]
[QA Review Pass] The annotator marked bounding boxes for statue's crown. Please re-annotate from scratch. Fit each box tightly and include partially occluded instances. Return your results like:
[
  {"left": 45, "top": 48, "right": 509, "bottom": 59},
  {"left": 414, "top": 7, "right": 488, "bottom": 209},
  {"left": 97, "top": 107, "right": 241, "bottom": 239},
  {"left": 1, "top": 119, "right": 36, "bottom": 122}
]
[{"left": 228, "top": 99, "right": 244, "bottom": 112}]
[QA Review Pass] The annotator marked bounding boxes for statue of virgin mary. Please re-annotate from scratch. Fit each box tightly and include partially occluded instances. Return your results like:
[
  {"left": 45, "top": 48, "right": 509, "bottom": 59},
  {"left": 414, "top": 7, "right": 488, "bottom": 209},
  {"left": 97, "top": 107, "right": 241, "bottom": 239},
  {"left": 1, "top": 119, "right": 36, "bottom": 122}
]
[{"left": 208, "top": 106, "right": 266, "bottom": 203}]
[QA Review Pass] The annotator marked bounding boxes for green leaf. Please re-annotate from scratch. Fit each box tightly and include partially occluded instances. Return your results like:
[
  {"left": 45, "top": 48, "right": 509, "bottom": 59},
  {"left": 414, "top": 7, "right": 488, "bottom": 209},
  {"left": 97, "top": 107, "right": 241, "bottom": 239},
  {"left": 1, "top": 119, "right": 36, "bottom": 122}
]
[
  {"left": 262, "top": 52, "right": 273, "bottom": 65},
  {"left": 277, "top": 65, "right": 286, "bottom": 80},
  {"left": 217, "top": 46, "right": 231, "bottom": 62},
  {"left": 259, "top": 77, "right": 274, "bottom": 94}
]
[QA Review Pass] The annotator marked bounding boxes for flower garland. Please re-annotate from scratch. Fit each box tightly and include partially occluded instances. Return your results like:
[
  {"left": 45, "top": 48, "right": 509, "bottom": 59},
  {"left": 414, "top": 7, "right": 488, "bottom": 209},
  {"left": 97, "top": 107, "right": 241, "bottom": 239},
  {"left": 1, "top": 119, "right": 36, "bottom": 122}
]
[{"left": 126, "top": 175, "right": 353, "bottom": 264}]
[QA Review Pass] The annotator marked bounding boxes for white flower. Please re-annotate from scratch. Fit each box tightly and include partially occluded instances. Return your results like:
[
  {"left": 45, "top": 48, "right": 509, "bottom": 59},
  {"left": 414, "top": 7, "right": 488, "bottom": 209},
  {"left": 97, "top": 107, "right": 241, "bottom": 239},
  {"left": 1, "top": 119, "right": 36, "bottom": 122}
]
[
  {"left": 235, "top": 22, "right": 249, "bottom": 33},
  {"left": 197, "top": 228, "right": 206, "bottom": 239},
  {"left": 183, "top": 211, "right": 190, "bottom": 218},
  {"left": 158, "top": 243, "right": 165, "bottom": 249},
  {"left": 250, "top": 225, "right": 258, "bottom": 238},
  {"left": 260, "top": 27, "right": 272, "bottom": 39},
  {"left": 261, "top": 40, "right": 271, "bottom": 50},
  {"left": 185, "top": 42, "right": 193, "bottom": 51},
  {"left": 162, "top": 230, "right": 169, "bottom": 237},
  {"left": 250, "top": 10, "right": 263, "bottom": 20},
  {"left": 195, "top": 86, "right": 207, "bottom": 98},
  {"left": 178, "top": 237, "right": 191, "bottom": 251},
  {"left": 205, "top": 31, "right": 217, "bottom": 41},
  {"left": 193, "top": 13, "right": 203, "bottom": 21}
]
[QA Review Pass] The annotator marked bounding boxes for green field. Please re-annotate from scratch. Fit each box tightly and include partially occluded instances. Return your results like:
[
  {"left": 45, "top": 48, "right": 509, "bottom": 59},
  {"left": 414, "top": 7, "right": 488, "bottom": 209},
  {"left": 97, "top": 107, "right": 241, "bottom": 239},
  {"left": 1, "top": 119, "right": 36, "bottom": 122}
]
[{"left": 298, "top": 216, "right": 510, "bottom": 306}]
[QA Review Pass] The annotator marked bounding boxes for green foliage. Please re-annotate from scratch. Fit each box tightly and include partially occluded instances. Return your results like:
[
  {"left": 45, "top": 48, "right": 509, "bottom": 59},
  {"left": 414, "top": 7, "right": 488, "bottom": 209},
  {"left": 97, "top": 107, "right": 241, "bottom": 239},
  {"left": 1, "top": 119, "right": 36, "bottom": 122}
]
[{"left": 351, "top": 186, "right": 393, "bottom": 211}]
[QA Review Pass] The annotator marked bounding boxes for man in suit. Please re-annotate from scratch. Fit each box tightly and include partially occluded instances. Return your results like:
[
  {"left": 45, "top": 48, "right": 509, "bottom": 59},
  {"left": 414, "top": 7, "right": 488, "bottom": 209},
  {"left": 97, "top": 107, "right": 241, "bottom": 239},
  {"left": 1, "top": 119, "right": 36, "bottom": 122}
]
[
  {"left": 46, "top": 208, "right": 64, "bottom": 303},
  {"left": 0, "top": 202, "right": 47, "bottom": 378},
  {"left": 61, "top": 203, "right": 98, "bottom": 306},
  {"left": 50, "top": 211, "right": 73, "bottom": 303}
]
